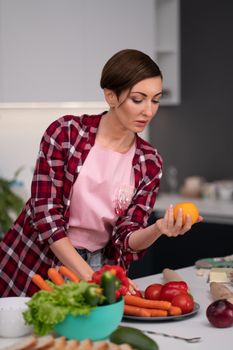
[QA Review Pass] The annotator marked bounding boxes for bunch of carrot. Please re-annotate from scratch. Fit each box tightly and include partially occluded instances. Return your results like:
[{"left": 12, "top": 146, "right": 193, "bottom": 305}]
[
  {"left": 32, "top": 266, "right": 80, "bottom": 292},
  {"left": 124, "top": 295, "right": 182, "bottom": 317}
]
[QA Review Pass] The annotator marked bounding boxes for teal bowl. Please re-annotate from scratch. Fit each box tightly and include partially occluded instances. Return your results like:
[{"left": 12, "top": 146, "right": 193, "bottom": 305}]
[{"left": 54, "top": 298, "right": 124, "bottom": 341}]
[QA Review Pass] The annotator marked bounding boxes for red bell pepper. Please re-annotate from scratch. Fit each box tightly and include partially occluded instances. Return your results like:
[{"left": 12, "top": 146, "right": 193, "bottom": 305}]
[{"left": 92, "top": 265, "right": 129, "bottom": 299}]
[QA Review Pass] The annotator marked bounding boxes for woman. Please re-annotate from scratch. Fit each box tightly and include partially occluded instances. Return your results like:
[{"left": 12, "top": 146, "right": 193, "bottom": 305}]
[{"left": 0, "top": 49, "right": 199, "bottom": 296}]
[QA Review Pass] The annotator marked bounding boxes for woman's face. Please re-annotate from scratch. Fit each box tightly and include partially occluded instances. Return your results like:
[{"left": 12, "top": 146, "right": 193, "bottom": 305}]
[{"left": 114, "top": 76, "right": 162, "bottom": 133}]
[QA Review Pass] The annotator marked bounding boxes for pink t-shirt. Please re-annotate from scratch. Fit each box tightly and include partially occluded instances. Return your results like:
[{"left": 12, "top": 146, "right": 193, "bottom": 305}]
[{"left": 68, "top": 141, "right": 136, "bottom": 252}]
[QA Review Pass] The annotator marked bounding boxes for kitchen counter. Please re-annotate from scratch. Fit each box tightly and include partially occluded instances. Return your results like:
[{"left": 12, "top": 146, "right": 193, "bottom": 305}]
[
  {"left": 154, "top": 192, "right": 233, "bottom": 225},
  {"left": 1, "top": 266, "right": 232, "bottom": 349}
]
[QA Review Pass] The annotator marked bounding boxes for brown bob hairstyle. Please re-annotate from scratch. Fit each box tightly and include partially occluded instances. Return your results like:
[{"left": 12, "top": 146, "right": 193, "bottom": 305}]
[{"left": 100, "top": 49, "right": 162, "bottom": 98}]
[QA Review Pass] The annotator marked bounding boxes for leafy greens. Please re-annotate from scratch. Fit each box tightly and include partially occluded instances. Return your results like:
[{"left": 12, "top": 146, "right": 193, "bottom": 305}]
[{"left": 23, "top": 281, "right": 95, "bottom": 335}]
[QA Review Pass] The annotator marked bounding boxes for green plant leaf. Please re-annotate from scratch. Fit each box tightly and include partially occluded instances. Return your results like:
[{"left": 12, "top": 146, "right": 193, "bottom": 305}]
[{"left": 0, "top": 169, "right": 24, "bottom": 239}]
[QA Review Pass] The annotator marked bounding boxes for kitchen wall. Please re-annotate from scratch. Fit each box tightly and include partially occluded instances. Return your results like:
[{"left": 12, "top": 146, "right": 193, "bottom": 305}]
[{"left": 150, "top": 0, "right": 233, "bottom": 192}]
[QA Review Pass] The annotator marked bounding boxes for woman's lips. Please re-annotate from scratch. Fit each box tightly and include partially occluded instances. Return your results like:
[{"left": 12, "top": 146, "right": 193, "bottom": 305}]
[{"left": 135, "top": 120, "right": 148, "bottom": 127}]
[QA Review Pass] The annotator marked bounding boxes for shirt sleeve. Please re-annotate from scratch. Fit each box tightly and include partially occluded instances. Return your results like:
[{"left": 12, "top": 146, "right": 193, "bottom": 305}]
[{"left": 30, "top": 118, "right": 69, "bottom": 245}]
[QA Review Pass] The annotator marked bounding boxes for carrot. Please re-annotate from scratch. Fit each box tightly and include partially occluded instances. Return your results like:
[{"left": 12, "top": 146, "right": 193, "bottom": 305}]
[
  {"left": 48, "top": 268, "right": 65, "bottom": 285},
  {"left": 124, "top": 295, "right": 171, "bottom": 310},
  {"left": 168, "top": 305, "right": 182, "bottom": 316},
  {"left": 124, "top": 304, "right": 151, "bottom": 317},
  {"left": 59, "top": 265, "right": 80, "bottom": 282},
  {"left": 32, "top": 274, "right": 53, "bottom": 292},
  {"left": 124, "top": 304, "right": 168, "bottom": 317},
  {"left": 149, "top": 309, "right": 168, "bottom": 317}
]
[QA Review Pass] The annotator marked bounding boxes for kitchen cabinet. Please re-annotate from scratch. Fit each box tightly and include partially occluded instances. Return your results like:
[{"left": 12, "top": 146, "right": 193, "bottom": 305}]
[
  {"left": 155, "top": 0, "right": 180, "bottom": 105},
  {"left": 129, "top": 221, "right": 233, "bottom": 279},
  {"left": 0, "top": 0, "right": 180, "bottom": 105}
]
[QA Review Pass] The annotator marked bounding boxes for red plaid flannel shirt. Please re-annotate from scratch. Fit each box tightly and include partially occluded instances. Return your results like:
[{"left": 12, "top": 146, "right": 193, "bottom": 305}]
[{"left": 0, "top": 114, "right": 162, "bottom": 296}]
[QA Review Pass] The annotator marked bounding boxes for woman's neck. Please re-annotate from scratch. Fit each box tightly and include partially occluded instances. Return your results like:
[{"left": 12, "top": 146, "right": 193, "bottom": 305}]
[{"left": 96, "top": 112, "right": 136, "bottom": 153}]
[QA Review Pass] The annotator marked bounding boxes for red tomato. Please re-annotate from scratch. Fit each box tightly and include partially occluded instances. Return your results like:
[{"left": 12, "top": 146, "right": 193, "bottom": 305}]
[
  {"left": 159, "top": 285, "right": 184, "bottom": 302},
  {"left": 171, "top": 293, "right": 194, "bottom": 314},
  {"left": 164, "top": 281, "right": 188, "bottom": 291},
  {"left": 144, "top": 283, "right": 162, "bottom": 300}
]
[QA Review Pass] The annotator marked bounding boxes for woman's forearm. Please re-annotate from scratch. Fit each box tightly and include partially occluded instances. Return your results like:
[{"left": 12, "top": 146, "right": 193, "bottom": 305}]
[
  {"left": 50, "top": 237, "right": 94, "bottom": 281},
  {"left": 128, "top": 203, "right": 199, "bottom": 252},
  {"left": 128, "top": 221, "right": 162, "bottom": 251}
]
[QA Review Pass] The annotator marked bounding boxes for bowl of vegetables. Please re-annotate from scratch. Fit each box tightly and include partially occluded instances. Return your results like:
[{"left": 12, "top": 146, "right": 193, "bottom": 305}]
[
  {"left": 55, "top": 296, "right": 124, "bottom": 340},
  {"left": 23, "top": 265, "right": 128, "bottom": 341}
]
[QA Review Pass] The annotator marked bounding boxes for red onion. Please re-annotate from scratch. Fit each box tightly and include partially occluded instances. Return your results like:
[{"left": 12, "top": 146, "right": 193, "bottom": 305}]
[{"left": 206, "top": 299, "right": 233, "bottom": 328}]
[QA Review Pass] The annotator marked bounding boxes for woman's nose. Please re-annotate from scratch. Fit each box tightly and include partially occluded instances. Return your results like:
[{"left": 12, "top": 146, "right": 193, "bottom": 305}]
[{"left": 143, "top": 103, "right": 154, "bottom": 117}]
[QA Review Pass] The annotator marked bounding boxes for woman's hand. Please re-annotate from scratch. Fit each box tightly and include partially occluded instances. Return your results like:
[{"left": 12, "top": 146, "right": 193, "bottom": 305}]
[
  {"left": 127, "top": 277, "right": 141, "bottom": 295},
  {"left": 50, "top": 237, "right": 94, "bottom": 281},
  {"left": 155, "top": 204, "right": 203, "bottom": 237}
]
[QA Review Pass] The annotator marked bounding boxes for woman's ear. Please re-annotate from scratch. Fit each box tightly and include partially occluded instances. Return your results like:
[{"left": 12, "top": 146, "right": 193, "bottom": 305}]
[{"left": 103, "top": 89, "right": 117, "bottom": 108}]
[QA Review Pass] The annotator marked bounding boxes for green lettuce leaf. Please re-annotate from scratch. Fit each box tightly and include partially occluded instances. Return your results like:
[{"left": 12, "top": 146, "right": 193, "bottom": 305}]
[{"left": 23, "top": 281, "right": 94, "bottom": 335}]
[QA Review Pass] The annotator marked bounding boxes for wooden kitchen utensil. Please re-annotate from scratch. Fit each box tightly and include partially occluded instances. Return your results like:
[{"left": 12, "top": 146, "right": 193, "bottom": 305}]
[
  {"left": 162, "top": 268, "right": 184, "bottom": 282},
  {"left": 210, "top": 282, "right": 233, "bottom": 304}
]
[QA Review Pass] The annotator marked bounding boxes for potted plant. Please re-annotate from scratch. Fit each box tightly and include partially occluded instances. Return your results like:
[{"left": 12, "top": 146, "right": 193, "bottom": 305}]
[{"left": 0, "top": 170, "right": 24, "bottom": 239}]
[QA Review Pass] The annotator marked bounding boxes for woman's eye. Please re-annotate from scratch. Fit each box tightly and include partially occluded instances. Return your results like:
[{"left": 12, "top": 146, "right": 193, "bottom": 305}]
[
  {"left": 152, "top": 99, "right": 160, "bottom": 104},
  {"left": 132, "top": 98, "right": 143, "bottom": 104}
]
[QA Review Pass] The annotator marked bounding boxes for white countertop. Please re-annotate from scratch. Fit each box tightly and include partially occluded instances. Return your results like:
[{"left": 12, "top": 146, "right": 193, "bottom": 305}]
[
  {"left": 1, "top": 266, "right": 233, "bottom": 349},
  {"left": 154, "top": 193, "right": 233, "bottom": 225},
  {"left": 121, "top": 266, "right": 233, "bottom": 350}
]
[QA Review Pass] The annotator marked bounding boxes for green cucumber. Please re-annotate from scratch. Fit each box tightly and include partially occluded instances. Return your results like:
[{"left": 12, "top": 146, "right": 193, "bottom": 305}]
[{"left": 110, "top": 326, "right": 159, "bottom": 350}]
